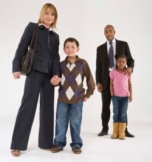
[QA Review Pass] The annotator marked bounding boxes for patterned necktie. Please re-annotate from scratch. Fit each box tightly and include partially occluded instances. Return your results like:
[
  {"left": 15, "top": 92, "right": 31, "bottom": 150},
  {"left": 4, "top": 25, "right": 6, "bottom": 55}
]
[{"left": 109, "top": 41, "right": 114, "bottom": 68}]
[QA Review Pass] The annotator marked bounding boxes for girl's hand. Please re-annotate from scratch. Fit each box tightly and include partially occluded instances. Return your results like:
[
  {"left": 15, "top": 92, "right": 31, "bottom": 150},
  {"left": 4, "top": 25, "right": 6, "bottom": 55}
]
[
  {"left": 83, "top": 97, "right": 88, "bottom": 102},
  {"left": 50, "top": 75, "right": 61, "bottom": 85},
  {"left": 129, "top": 95, "right": 133, "bottom": 102},
  {"left": 13, "top": 72, "right": 21, "bottom": 79}
]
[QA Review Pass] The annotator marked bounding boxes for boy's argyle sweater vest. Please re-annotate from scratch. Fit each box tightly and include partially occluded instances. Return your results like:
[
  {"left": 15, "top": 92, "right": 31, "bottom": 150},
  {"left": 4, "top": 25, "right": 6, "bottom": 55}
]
[{"left": 58, "top": 56, "right": 95, "bottom": 104}]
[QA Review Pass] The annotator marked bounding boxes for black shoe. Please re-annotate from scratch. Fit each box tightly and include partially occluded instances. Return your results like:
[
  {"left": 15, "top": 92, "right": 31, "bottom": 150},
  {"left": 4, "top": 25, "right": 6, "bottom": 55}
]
[
  {"left": 125, "top": 128, "right": 135, "bottom": 137},
  {"left": 97, "top": 130, "right": 108, "bottom": 136}
]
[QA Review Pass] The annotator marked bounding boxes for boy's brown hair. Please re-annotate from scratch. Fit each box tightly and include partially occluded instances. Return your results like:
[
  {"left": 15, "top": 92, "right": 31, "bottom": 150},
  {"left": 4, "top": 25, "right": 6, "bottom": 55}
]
[{"left": 64, "top": 37, "right": 79, "bottom": 47}]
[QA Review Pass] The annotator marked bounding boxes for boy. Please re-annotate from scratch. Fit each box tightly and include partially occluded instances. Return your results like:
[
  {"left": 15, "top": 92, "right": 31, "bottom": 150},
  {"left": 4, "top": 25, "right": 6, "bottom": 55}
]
[{"left": 50, "top": 37, "right": 95, "bottom": 154}]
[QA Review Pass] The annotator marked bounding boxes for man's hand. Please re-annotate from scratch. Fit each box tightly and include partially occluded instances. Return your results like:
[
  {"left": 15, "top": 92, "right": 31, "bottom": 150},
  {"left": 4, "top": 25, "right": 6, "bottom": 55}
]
[
  {"left": 50, "top": 75, "right": 61, "bottom": 85},
  {"left": 124, "top": 67, "right": 132, "bottom": 75},
  {"left": 13, "top": 72, "right": 21, "bottom": 79},
  {"left": 97, "top": 83, "right": 103, "bottom": 93}
]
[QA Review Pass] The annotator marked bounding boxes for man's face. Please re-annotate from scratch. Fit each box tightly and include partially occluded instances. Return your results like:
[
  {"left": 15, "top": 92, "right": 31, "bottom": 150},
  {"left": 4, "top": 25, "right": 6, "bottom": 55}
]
[{"left": 104, "top": 26, "right": 115, "bottom": 41}]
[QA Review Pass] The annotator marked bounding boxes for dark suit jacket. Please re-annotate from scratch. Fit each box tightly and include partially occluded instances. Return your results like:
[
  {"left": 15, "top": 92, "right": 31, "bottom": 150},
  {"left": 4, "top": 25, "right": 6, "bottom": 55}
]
[
  {"left": 96, "top": 39, "right": 135, "bottom": 90},
  {"left": 12, "top": 22, "right": 60, "bottom": 77}
]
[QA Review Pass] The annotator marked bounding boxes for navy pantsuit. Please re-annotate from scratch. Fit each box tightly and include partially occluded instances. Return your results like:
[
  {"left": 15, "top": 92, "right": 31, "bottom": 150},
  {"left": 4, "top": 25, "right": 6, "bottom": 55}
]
[{"left": 11, "top": 22, "right": 60, "bottom": 150}]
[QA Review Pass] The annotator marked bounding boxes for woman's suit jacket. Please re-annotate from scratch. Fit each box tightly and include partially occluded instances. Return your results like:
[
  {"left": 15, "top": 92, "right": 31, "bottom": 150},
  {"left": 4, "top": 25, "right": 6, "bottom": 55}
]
[{"left": 12, "top": 22, "right": 60, "bottom": 77}]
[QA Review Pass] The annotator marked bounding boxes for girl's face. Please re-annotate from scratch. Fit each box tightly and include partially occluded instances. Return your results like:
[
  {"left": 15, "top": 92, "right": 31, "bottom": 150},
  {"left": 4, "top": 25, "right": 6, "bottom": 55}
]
[
  {"left": 64, "top": 42, "right": 79, "bottom": 57},
  {"left": 116, "top": 57, "right": 127, "bottom": 70},
  {"left": 42, "top": 8, "right": 55, "bottom": 28}
]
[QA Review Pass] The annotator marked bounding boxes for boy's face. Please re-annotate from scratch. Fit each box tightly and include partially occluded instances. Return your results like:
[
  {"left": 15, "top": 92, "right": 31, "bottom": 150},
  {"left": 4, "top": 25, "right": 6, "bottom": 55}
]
[
  {"left": 104, "top": 26, "right": 115, "bottom": 41},
  {"left": 64, "top": 42, "right": 79, "bottom": 57},
  {"left": 116, "top": 57, "right": 127, "bottom": 70}
]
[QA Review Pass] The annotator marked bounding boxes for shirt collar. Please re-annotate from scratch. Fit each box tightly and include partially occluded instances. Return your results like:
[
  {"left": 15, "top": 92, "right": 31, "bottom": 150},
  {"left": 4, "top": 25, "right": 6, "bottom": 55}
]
[
  {"left": 65, "top": 55, "right": 80, "bottom": 63},
  {"left": 107, "top": 38, "right": 116, "bottom": 44},
  {"left": 39, "top": 23, "right": 53, "bottom": 31}
]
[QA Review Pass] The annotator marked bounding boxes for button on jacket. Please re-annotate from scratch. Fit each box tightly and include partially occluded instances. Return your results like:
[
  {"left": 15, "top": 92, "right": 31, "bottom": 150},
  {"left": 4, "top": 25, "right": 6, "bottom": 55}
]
[{"left": 12, "top": 22, "right": 60, "bottom": 77}]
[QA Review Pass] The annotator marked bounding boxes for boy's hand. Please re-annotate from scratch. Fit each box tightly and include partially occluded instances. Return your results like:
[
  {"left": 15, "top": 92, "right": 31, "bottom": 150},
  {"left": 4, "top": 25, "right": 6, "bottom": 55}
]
[
  {"left": 50, "top": 75, "right": 61, "bottom": 85},
  {"left": 129, "top": 95, "right": 133, "bottom": 102},
  {"left": 83, "top": 97, "right": 88, "bottom": 102},
  {"left": 13, "top": 72, "right": 21, "bottom": 79}
]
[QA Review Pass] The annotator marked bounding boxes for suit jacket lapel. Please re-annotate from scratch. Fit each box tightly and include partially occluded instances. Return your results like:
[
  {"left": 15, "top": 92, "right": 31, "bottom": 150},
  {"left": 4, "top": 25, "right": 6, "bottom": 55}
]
[
  {"left": 103, "top": 42, "right": 109, "bottom": 59},
  {"left": 115, "top": 39, "right": 119, "bottom": 55}
]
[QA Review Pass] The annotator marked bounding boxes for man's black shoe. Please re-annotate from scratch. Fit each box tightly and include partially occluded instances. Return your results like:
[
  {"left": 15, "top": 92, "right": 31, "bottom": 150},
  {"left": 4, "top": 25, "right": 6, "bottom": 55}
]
[
  {"left": 125, "top": 128, "right": 135, "bottom": 137},
  {"left": 97, "top": 130, "right": 108, "bottom": 136}
]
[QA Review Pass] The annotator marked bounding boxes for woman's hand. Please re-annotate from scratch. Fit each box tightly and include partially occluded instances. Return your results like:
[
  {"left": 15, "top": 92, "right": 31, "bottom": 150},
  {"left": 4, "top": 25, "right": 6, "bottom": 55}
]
[
  {"left": 13, "top": 72, "right": 21, "bottom": 79},
  {"left": 50, "top": 75, "right": 61, "bottom": 85}
]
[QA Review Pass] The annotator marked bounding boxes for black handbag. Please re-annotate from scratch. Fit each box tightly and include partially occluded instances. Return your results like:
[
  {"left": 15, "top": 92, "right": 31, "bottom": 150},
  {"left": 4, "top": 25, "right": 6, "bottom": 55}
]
[{"left": 20, "top": 24, "right": 38, "bottom": 76}]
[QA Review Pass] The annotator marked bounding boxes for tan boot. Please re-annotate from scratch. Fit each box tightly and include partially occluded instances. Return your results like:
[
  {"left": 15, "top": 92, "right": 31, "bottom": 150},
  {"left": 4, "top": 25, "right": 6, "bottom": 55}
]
[
  {"left": 119, "top": 123, "right": 126, "bottom": 140},
  {"left": 111, "top": 123, "right": 119, "bottom": 139}
]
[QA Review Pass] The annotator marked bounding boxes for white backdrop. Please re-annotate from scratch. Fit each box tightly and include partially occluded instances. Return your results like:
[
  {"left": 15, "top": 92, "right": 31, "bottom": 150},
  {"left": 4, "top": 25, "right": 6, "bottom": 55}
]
[{"left": 0, "top": 0, "right": 152, "bottom": 134}]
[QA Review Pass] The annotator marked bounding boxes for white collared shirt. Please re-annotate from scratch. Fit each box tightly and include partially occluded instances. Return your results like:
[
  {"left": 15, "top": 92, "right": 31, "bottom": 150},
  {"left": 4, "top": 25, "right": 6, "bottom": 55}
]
[
  {"left": 107, "top": 38, "right": 116, "bottom": 71},
  {"left": 39, "top": 23, "right": 53, "bottom": 31}
]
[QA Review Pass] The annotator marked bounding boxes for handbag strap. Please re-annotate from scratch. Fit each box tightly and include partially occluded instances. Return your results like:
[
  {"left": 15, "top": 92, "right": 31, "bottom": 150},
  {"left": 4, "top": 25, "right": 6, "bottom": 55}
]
[{"left": 29, "top": 24, "right": 38, "bottom": 51}]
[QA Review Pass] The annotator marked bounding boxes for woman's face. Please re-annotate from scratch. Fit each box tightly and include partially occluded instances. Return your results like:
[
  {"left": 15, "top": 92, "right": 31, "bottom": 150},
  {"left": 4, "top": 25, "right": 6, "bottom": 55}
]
[{"left": 42, "top": 8, "right": 55, "bottom": 27}]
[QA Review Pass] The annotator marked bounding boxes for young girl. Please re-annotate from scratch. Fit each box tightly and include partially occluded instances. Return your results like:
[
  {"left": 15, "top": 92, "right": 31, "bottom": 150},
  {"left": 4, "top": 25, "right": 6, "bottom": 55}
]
[
  {"left": 11, "top": 3, "right": 60, "bottom": 156},
  {"left": 109, "top": 55, "right": 133, "bottom": 140}
]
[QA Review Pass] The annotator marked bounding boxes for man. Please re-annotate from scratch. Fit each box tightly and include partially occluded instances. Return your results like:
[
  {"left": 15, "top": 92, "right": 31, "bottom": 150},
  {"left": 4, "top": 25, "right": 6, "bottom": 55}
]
[{"left": 96, "top": 25, "right": 135, "bottom": 137}]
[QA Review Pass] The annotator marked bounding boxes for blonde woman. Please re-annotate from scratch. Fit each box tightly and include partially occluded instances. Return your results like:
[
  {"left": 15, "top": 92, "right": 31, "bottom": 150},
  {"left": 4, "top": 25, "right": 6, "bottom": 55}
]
[{"left": 11, "top": 3, "right": 61, "bottom": 157}]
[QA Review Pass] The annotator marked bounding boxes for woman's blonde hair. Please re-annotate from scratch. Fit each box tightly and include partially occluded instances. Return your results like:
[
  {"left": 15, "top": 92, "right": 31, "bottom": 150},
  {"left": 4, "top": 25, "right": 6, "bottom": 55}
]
[{"left": 38, "top": 3, "right": 58, "bottom": 28}]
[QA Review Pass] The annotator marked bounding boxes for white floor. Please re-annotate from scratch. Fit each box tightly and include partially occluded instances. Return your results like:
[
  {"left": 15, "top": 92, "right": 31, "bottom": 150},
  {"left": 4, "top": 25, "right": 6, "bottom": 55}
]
[{"left": 0, "top": 115, "right": 152, "bottom": 162}]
